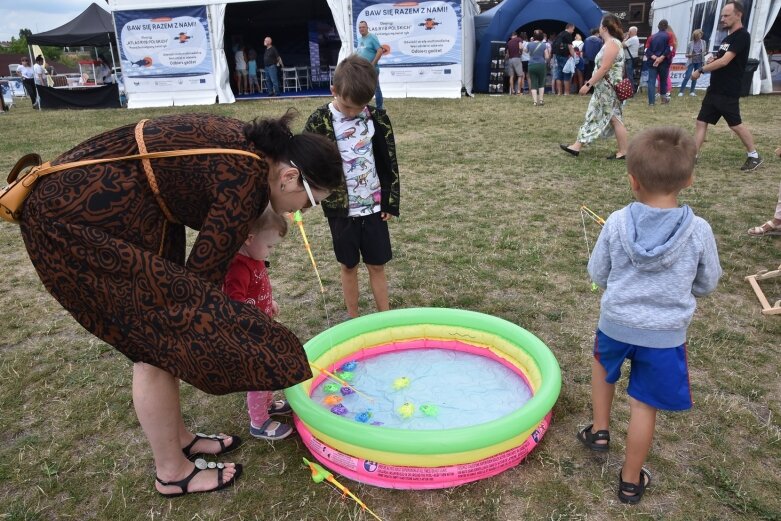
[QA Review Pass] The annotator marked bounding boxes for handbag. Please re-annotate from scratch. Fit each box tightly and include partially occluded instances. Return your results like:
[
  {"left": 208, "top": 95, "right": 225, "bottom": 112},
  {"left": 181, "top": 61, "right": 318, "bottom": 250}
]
[
  {"left": 562, "top": 56, "right": 575, "bottom": 74},
  {"left": 0, "top": 120, "right": 262, "bottom": 224},
  {"left": 606, "top": 76, "right": 634, "bottom": 101}
]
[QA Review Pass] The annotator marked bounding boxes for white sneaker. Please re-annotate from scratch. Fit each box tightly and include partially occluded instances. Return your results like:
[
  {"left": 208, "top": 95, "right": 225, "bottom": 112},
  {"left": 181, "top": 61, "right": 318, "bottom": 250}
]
[
  {"left": 678, "top": 92, "right": 684, "bottom": 97},
  {"left": 689, "top": 92, "right": 697, "bottom": 97}
]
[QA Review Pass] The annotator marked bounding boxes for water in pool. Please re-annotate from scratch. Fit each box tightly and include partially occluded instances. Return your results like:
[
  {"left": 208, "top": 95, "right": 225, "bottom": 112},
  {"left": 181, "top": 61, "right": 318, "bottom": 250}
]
[{"left": 310, "top": 348, "right": 533, "bottom": 430}]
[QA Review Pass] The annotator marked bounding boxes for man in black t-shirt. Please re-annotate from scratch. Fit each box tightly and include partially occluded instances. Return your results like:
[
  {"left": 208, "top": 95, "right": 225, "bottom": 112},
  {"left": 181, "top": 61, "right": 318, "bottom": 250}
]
[
  {"left": 263, "top": 36, "right": 282, "bottom": 96},
  {"left": 553, "top": 24, "right": 576, "bottom": 95},
  {"left": 692, "top": 1, "right": 762, "bottom": 171}
]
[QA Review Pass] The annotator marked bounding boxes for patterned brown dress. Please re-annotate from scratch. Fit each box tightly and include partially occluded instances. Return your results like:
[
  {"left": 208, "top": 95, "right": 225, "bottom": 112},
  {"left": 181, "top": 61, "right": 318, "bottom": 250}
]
[{"left": 19, "top": 113, "right": 311, "bottom": 395}]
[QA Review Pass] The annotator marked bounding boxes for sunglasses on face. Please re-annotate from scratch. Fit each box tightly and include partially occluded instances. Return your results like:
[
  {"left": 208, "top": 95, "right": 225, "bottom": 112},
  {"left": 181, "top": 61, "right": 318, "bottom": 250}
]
[{"left": 289, "top": 159, "right": 319, "bottom": 208}]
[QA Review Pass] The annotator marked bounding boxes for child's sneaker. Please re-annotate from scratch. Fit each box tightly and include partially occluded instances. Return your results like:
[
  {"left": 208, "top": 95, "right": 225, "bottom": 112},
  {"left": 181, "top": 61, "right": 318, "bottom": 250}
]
[
  {"left": 250, "top": 419, "right": 293, "bottom": 440},
  {"left": 269, "top": 399, "right": 292, "bottom": 416}
]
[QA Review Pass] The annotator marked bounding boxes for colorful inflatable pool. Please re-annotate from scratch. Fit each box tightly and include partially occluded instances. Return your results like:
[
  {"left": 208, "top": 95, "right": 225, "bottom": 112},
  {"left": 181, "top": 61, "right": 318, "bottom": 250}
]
[{"left": 285, "top": 307, "right": 561, "bottom": 489}]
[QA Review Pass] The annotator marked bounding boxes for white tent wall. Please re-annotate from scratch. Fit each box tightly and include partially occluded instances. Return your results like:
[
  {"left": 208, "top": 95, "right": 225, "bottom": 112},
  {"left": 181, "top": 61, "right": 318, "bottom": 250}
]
[
  {"left": 651, "top": 0, "right": 781, "bottom": 94},
  {"left": 108, "top": 0, "right": 476, "bottom": 108}
]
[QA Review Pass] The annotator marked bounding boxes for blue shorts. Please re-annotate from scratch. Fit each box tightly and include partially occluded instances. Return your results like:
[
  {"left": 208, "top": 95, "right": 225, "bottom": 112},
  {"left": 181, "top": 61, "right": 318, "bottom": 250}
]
[
  {"left": 594, "top": 329, "right": 692, "bottom": 411},
  {"left": 555, "top": 55, "right": 573, "bottom": 81}
]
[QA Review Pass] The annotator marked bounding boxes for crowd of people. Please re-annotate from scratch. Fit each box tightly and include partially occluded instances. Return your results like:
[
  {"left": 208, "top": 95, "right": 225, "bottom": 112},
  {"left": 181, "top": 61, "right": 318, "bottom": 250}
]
[{"left": 6, "top": 1, "right": 777, "bottom": 508}]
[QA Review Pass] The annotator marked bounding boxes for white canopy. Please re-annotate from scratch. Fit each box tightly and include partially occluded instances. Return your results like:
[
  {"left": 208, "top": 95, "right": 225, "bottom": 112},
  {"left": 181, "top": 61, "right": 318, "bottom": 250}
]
[{"left": 108, "top": 0, "right": 477, "bottom": 108}]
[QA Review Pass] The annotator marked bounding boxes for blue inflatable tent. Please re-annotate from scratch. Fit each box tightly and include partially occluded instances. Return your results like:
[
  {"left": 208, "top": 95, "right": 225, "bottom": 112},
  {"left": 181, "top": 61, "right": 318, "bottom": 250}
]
[{"left": 474, "top": 0, "right": 603, "bottom": 92}]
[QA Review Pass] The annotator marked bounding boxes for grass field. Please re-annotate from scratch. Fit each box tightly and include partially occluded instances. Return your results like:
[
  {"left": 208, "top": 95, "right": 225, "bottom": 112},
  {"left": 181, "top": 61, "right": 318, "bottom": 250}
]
[{"left": 0, "top": 91, "right": 780, "bottom": 521}]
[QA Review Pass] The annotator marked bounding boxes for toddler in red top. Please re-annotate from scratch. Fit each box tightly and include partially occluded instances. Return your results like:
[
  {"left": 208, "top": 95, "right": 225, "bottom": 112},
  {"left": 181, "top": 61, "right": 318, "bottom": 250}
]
[{"left": 223, "top": 206, "right": 294, "bottom": 440}]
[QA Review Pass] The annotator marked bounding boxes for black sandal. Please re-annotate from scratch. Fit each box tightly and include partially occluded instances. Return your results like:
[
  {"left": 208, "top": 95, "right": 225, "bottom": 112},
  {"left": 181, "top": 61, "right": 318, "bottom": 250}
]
[
  {"left": 618, "top": 467, "right": 651, "bottom": 504},
  {"left": 182, "top": 433, "right": 243, "bottom": 459},
  {"left": 156, "top": 459, "right": 243, "bottom": 498},
  {"left": 576, "top": 424, "right": 610, "bottom": 452}
]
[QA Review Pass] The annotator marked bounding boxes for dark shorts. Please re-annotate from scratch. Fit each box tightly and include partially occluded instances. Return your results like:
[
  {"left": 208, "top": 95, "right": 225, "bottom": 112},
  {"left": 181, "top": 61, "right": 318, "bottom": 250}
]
[
  {"left": 522, "top": 60, "right": 529, "bottom": 73},
  {"left": 328, "top": 212, "right": 392, "bottom": 269},
  {"left": 594, "top": 329, "right": 692, "bottom": 411},
  {"left": 697, "top": 91, "right": 742, "bottom": 126}
]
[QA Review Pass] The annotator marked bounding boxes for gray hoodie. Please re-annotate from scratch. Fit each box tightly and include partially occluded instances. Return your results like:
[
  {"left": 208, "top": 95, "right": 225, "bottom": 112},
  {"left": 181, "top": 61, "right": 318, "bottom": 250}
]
[{"left": 588, "top": 202, "right": 722, "bottom": 348}]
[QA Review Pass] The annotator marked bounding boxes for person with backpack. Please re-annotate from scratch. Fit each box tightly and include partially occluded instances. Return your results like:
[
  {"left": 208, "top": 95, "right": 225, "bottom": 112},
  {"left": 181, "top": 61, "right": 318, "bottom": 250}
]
[{"left": 553, "top": 23, "right": 576, "bottom": 95}]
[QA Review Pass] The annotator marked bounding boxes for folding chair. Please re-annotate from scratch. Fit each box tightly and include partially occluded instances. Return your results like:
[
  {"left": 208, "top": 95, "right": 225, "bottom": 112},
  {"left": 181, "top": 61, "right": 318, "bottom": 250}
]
[
  {"left": 282, "top": 68, "right": 300, "bottom": 92},
  {"left": 296, "top": 67, "right": 310, "bottom": 90}
]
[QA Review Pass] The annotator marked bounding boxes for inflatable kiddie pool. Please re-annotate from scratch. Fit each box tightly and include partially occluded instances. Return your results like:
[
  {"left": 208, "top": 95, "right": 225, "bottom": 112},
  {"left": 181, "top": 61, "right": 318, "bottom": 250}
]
[{"left": 285, "top": 308, "right": 561, "bottom": 489}]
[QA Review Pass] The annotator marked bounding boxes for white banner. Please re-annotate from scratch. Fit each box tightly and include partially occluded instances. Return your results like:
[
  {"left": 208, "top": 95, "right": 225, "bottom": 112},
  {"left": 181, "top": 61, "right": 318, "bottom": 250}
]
[
  {"left": 669, "top": 53, "right": 710, "bottom": 90},
  {"left": 353, "top": 0, "right": 462, "bottom": 85},
  {"left": 114, "top": 6, "right": 215, "bottom": 95}
]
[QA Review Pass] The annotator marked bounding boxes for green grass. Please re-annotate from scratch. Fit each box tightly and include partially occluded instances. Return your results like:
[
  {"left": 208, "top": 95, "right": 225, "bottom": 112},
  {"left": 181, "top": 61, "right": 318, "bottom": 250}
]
[{"left": 1, "top": 92, "right": 780, "bottom": 520}]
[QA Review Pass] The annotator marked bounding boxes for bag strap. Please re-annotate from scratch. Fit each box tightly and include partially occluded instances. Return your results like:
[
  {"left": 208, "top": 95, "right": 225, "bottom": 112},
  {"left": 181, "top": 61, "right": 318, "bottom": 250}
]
[{"left": 11, "top": 121, "right": 263, "bottom": 206}]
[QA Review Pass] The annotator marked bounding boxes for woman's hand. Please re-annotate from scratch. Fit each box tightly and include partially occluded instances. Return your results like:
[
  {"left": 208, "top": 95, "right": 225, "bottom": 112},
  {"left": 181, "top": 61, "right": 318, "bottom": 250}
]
[
  {"left": 579, "top": 83, "right": 591, "bottom": 95},
  {"left": 380, "top": 212, "right": 391, "bottom": 221},
  {"left": 270, "top": 299, "right": 280, "bottom": 318}
]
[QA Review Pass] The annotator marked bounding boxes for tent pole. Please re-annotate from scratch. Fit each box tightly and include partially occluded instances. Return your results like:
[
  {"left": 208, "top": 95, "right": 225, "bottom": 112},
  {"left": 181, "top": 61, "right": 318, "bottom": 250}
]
[{"left": 108, "top": 38, "right": 122, "bottom": 106}]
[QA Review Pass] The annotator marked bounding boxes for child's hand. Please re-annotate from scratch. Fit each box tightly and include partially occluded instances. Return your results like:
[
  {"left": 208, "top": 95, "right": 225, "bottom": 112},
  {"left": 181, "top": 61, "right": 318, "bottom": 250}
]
[
  {"left": 380, "top": 212, "right": 392, "bottom": 221},
  {"left": 270, "top": 299, "right": 280, "bottom": 318},
  {"left": 775, "top": 146, "right": 781, "bottom": 158}
]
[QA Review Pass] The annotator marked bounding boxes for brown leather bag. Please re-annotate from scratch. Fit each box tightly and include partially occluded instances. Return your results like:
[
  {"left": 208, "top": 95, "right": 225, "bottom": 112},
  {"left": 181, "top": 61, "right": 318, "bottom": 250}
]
[{"left": 0, "top": 139, "right": 261, "bottom": 225}]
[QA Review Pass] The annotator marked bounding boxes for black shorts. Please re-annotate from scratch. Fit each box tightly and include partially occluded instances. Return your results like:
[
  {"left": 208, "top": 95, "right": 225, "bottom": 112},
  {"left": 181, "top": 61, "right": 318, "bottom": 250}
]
[
  {"left": 697, "top": 91, "right": 742, "bottom": 126},
  {"left": 522, "top": 61, "right": 529, "bottom": 73},
  {"left": 328, "top": 212, "right": 392, "bottom": 269}
]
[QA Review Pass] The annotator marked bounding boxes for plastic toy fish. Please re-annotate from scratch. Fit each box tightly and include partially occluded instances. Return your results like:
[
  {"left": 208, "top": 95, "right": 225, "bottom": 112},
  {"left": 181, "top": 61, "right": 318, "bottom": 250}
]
[
  {"left": 337, "top": 370, "right": 354, "bottom": 382},
  {"left": 303, "top": 458, "right": 383, "bottom": 520},
  {"left": 330, "top": 404, "right": 349, "bottom": 415},
  {"left": 392, "top": 376, "right": 410, "bottom": 390},
  {"left": 340, "top": 386, "right": 355, "bottom": 396},
  {"left": 323, "top": 395, "right": 343, "bottom": 406},
  {"left": 311, "top": 363, "right": 375, "bottom": 402},
  {"left": 355, "top": 410, "right": 373, "bottom": 423},
  {"left": 420, "top": 404, "right": 439, "bottom": 417},
  {"left": 323, "top": 383, "right": 340, "bottom": 394},
  {"left": 340, "top": 361, "right": 358, "bottom": 371},
  {"left": 397, "top": 402, "right": 414, "bottom": 418}
]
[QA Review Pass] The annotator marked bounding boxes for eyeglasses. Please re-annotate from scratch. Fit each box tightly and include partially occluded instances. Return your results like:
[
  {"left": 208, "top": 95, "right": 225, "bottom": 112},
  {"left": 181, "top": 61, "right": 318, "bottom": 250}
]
[{"left": 289, "top": 159, "right": 318, "bottom": 208}]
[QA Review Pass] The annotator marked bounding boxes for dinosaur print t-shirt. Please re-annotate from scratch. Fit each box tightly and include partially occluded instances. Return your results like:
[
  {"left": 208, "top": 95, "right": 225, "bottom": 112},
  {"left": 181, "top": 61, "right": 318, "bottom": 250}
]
[{"left": 329, "top": 103, "right": 381, "bottom": 217}]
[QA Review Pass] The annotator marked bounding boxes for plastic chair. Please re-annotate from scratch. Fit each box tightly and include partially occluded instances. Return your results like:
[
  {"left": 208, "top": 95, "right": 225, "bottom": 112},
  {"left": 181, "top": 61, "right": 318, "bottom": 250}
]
[
  {"left": 259, "top": 69, "right": 266, "bottom": 93},
  {"left": 282, "top": 68, "right": 300, "bottom": 92},
  {"left": 329, "top": 65, "right": 336, "bottom": 85}
]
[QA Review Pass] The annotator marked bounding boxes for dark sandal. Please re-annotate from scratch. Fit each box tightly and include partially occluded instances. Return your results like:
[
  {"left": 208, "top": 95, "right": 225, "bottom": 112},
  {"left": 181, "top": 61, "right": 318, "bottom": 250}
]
[
  {"left": 559, "top": 144, "right": 580, "bottom": 157},
  {"left": 156, "top": 459, "right": 242, "bottom": 498},
  {"left": 576, "top": 424, "right": 610, "bottom": 452},
  {"left": 618, "top": 467, "right": 651, "bottom": 504},
  {"left": 182, "top": 433, "right": 243, "bottom": 459}
]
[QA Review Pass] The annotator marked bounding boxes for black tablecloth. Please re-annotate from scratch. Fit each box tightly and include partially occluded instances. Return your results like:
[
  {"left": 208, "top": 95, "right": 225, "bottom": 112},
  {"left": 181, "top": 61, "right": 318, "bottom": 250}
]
[{"left": 37, "top": 83, "right": 121, "bottom": 109}]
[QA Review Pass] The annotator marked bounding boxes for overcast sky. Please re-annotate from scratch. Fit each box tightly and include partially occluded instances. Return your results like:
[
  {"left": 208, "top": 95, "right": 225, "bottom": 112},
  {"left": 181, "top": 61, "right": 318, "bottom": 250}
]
[{"left": 1, "top": 0, "right": 101, "bottom": 43}]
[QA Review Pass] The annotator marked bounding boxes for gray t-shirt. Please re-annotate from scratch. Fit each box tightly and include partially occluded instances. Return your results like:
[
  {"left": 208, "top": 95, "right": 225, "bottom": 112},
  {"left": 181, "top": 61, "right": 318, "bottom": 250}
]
[
  {"left": 623, "top": 35, "right": 640, "bottom": 60},
  {"left": 525, "top": 41, "right": 548, "bottom": 65}
]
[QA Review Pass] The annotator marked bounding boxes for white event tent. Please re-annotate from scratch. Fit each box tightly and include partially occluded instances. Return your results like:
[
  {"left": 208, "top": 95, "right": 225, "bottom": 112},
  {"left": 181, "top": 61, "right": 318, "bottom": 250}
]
[
  {"left": 107, "top": 0, "right": 478, "bottom": 108},
  {"left": 651, "top": 0, "right": 781, "bottom": 94}
]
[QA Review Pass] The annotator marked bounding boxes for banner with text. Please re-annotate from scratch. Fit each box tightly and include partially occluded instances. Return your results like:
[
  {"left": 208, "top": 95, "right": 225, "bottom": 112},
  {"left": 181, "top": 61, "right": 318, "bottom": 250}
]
[
  {"left": 114, "top": 6, "right": 214, "bottom": 94},
  {"left": 352, "top": 0, "right": 462, "bottom": 84}
]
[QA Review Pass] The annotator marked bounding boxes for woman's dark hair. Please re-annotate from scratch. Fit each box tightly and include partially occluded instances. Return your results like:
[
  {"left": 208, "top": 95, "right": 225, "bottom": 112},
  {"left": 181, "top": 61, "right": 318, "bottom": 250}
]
[
  {"left": 244, "top": 108, "right": 343, "bottom": 191},
  {"left": 601, "top": 14, "right": 624, "bottom": 40},
  {"left": 532, "top": 29, "right": 544, "bottom": 42},
  {"left": 519, "top": 32, "right": 528, "bottom": 41}
]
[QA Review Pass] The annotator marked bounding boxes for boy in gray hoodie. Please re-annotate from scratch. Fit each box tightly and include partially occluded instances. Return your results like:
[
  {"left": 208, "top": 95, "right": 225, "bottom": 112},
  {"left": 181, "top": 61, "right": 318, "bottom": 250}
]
[{"left": 578, "top": 127, "right": 722, "bottom": 504}]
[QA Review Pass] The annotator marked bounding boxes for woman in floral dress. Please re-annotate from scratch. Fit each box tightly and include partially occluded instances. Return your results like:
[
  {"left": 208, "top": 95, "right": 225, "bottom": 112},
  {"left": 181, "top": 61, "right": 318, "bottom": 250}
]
[{"left": 560, "top": 14, "right": 628, "bottom": 160}]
